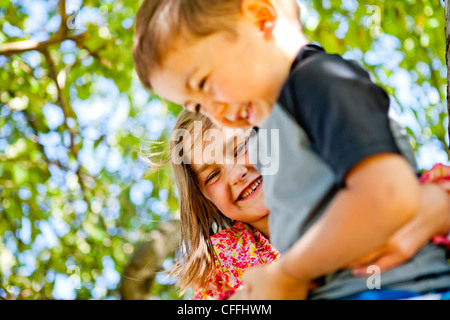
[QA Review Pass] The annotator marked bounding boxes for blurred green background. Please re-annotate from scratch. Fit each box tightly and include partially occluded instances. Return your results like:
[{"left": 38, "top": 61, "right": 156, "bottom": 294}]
[{"left": 0, "top": 0, "right": 448, "bottom": 299}]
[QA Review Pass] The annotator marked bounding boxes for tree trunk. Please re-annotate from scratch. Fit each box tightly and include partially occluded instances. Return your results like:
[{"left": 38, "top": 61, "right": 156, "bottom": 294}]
[{"left": 119, "top": 219, "right": 181, "bottom": 300}]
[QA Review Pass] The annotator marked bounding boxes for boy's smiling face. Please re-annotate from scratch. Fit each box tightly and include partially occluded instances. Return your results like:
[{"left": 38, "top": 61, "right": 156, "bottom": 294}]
[{"left": 149, "top": 10, "right": 291, "bottom": 128}]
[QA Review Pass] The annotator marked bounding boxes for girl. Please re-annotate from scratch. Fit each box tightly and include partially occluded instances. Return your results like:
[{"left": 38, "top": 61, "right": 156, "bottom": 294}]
[
  {"left": 167, "top": 110, "right": 450, "bottom": 300},
  {"left": 167, "top": 110, "right": 277, "bottom": 300}
]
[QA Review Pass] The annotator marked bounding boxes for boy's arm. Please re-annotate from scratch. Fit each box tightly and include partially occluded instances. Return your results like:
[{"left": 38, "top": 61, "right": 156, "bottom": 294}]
[
  {"left": 232, "top": 51, "right": 423, "bottom": 299},
  {"left": 349, "top": 169, "right": 450, "bottom": 274},
  {"left": 279, "top": 52, "right": 420, "bottom": 278},
  {"left": 233, "top": 153, "right": 420, "bottom": 300},
  {"left": 279, "top": 152, "right": 419, "bottom": 282}
]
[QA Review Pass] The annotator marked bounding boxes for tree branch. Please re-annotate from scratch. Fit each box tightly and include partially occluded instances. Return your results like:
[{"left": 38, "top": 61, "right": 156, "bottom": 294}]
[
  {"left": 119, "top": 220, "right": 181, "bottom": 300},
  {"left": 0, "top": 0, "right": 87, "bottom": 56},
  {"left": 42, "top": 49, "right": 79, "bottom": 159},
  {"left": 0, "top": 33, "right": 87, "bottom": 56},
  {"left": 75, "top": 41, "right": 112, "bottom": 69},
  {"left": 58, "top": 0, "right": 68, "bottom": 34},
  {"left": 41, "top": 48, "right": 109, "bottom": 232}
]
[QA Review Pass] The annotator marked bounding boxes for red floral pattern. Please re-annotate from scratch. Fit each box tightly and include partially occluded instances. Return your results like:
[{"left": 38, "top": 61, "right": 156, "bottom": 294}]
[
  {"left": 420, "top": 163, "right": 450, "bottom": 248},
  {"left": 193, "top": 221, "right": 279, "bottom": 300}
]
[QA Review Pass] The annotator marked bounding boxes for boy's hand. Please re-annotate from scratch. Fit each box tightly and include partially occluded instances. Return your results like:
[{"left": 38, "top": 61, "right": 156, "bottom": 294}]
[
  {"left": 349, "top": 183, "right": 450, "bottom": 275},
  {"left": 229, "top": 259, "right": 309, "bottom": 300}
]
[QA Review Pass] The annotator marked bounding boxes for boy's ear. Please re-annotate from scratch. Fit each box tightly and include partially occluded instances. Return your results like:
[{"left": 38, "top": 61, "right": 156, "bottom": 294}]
[{"left": 241, "top": 0, "right": 277, "bottom": 37}]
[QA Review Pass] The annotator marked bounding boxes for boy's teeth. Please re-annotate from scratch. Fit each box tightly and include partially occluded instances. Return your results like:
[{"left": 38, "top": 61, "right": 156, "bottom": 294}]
[
  {"left": 240, "top": 177, "right": 262, "bottom": 199},
  {"left": 241, "top": 105, "right": 248, "bottom": 119}
]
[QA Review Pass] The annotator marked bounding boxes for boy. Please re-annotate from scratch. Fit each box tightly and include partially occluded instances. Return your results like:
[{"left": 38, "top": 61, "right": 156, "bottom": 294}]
[{"left": 133, "top": 0, "right": 450, "bottom": 299}]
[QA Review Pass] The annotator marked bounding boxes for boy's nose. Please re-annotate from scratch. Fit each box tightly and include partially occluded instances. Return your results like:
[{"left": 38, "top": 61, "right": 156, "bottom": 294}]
[
  {"left": 201, "top": 100, "right": 228, "bottom": 125},
  {"left": 203, "top": 100, "right": 246, "bottom": 128},
  {"left": 203, "top": 100, "right": 226, "bottom": 116}
]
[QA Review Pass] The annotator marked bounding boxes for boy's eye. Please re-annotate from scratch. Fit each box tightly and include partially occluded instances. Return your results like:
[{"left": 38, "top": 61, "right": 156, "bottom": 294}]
[
  {"left": 183, "top": 102, "right": 201, "bottom": 114},
  {"left": 199, "top": 76, "right": 208, "bottom": 91}
]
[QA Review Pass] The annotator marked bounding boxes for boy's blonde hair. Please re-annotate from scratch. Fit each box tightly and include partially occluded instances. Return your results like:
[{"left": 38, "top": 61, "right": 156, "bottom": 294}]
[
  {"left": 168, "top": 110, "right": 234, "bottom": 293},
  {"left": 132, "top": 0, "right": 301, "bottom": 91},
  {"left": 133, "top": 0, "right": 242, "bottom": 91}
]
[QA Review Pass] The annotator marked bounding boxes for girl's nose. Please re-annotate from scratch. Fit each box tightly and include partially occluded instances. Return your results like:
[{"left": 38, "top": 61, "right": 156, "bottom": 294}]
[{"left": 227, "top": 164, "right": 248, "bottom": 185}]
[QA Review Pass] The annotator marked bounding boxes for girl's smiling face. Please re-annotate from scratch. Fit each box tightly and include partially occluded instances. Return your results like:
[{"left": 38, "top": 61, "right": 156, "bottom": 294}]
[{"left": 185, "top": 126, "right": 269, "bottom": 233}]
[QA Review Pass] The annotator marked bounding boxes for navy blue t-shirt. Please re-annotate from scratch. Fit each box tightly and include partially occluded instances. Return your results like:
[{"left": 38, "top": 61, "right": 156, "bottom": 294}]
[
  {"left": 278, "top": 44, "right": 401, "bottom": 186},
  {"left": 248, "top": 44, "right": 450, "bottom": 299}
]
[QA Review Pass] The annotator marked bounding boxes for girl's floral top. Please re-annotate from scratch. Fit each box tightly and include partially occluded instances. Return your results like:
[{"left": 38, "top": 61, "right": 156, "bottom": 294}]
[
  {"left": 193, "top": 221, "right": 279, "bottom": 300},
  {"left": 420, "top": 163, "right": 450, "bottom": 248}
]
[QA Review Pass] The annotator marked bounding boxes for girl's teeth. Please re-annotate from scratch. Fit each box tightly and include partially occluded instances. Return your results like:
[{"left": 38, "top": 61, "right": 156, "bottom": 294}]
[{"left": 240, "top": 177, "right": 262, "bottom": 199}]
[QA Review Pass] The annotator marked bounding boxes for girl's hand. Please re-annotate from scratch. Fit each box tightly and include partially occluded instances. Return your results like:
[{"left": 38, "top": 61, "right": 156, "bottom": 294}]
[
  {"left": 421, "top": 163, "right": 450, "bottom": 247},
  {"left": 229, "top": 259, "right": 309, "bottom": 300},
  {"left": 419, "top": 163, "right": 450, "bottom": 192},
  {"left": 349, "top": 235, "right": 416, "bottom": 276},
  {"left": 349, "top": 183, "right": 450, "bottom": 275}
]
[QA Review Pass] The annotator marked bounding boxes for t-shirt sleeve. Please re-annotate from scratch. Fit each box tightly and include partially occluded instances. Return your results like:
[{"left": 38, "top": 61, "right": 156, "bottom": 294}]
[{"left": 279, "top": 53, "right": 401, "bottom": 186}]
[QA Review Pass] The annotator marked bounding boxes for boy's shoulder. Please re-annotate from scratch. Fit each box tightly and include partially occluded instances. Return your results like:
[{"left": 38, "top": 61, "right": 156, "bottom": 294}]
[
  {"left": 275, "top": 44, "right": 400, "bottom": 185},
  {"left": 286, "top": 44, "right": 371, "bottom": 90},
  {"left": 278, "top": 43, "right": 389, "bottom": 119}
]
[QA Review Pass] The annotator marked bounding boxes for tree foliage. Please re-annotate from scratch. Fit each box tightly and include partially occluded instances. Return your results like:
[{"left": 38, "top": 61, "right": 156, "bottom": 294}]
[{"left": 0, "top": 0, "right": 447, "bottom": 299}]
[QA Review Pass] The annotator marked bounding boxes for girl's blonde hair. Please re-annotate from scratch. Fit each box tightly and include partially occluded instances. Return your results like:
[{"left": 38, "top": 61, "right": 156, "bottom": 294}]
[{"left": 168, "top": 110, "right": 233, "bottom": 293}]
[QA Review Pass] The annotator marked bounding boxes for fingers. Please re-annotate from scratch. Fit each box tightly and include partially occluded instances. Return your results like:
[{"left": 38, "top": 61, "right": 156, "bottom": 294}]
[
  {"left": 227, "top": 289, "right": 247, "bottom": 300},
  {"left": 346, "top": 246, "right": 386, "bottom": 269},
  {"left": 438, "top": 180, "right": 450, "bottom": 192},
  {"left": 352, "top": 252, "right": 406, "bottom": 276},
  {"left": 238, "top": 262, "right": 309, "bottom": 299}
]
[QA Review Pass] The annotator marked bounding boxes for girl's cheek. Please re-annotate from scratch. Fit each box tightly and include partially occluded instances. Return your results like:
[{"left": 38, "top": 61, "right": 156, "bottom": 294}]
[{"left": 205, "top": 182, "right": 226, "bottom": 204}]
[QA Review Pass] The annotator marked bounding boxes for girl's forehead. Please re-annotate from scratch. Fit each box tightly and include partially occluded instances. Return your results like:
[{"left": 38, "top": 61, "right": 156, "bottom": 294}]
[{"left": 183, "top": 125, "right": 252, "bottom": 168}]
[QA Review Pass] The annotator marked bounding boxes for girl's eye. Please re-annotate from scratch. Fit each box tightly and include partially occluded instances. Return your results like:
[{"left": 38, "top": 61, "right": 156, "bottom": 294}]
[{"left": 205, "top": 170, "right": 219, "bottom": 184}]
